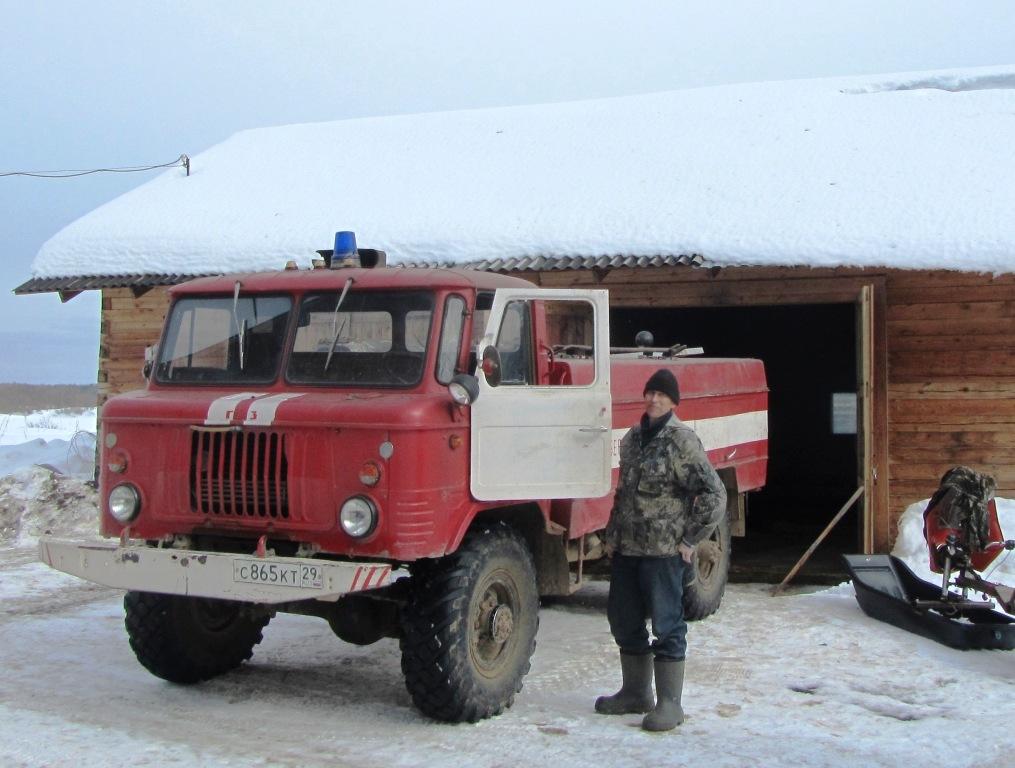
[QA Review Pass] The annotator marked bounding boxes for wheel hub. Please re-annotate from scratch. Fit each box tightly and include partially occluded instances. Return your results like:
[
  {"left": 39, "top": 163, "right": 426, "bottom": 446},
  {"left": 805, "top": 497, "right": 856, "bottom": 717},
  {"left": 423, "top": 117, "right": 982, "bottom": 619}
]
[{"left": 489, "top": 604, "right": 514, "bottom": 644}]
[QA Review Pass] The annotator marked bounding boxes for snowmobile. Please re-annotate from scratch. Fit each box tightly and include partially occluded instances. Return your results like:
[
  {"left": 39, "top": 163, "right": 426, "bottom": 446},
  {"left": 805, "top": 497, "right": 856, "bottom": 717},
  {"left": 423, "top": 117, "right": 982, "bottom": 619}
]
[{"left": 843, "top": 466, "right": 1015, "bottom": 650}]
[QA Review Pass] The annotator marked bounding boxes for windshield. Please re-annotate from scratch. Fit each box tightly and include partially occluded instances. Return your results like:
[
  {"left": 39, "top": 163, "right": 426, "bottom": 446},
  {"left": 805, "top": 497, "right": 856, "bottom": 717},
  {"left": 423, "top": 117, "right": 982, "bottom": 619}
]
[
  {"left": 287, "top": 290, "right": 434, "bottom": 386},
  {"left": 156, "top": 295, "right": 291, "bottom": 384}
]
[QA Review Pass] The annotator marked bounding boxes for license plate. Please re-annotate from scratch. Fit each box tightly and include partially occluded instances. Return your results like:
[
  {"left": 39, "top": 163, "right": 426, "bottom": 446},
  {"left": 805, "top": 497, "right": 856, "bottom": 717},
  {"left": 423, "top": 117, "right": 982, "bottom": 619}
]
[{"left": 232, "top": 559, "right": 324, "bottom": 589}]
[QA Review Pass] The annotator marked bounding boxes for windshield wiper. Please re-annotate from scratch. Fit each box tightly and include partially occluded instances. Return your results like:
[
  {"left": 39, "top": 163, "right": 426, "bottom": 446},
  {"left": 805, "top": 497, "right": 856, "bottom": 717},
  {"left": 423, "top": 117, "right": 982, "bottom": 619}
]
[
  {"left": 232, "top": 281, "right": 246, "bottom": 371},
  {"left": 324, "top": 278, "right": 355, "bottom": 372}
]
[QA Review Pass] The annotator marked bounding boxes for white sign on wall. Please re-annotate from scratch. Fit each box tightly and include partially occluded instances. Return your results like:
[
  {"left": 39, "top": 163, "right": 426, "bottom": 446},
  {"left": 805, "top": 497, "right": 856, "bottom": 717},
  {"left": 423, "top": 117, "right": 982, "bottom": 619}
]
[{"left": 832, "top": 392, "right": 857, "bottom": 435}]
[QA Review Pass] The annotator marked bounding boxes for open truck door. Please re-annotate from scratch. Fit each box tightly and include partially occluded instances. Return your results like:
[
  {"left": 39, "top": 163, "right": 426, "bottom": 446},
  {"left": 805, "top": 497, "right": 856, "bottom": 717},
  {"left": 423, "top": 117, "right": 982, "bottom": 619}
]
[{"left": 470, "top": 288, "right": 612, "bottom": 501}]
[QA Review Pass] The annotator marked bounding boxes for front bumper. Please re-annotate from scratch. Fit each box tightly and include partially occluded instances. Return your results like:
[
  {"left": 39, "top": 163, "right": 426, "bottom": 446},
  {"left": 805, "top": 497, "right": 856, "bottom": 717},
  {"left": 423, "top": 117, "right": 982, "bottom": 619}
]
[{"left": 38, "top": 537, "right": 393, "bottom": 604}]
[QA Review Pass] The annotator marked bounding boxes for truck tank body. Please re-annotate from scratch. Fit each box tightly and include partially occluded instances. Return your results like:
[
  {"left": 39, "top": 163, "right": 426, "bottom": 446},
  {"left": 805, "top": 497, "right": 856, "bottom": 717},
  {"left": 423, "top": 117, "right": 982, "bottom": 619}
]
[{"left": 550, "top": 356, "right": 768, "bottom": 538}]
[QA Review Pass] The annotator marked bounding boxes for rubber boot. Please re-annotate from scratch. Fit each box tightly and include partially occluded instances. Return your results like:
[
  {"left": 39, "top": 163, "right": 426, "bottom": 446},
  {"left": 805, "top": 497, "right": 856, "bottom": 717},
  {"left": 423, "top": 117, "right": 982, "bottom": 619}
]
[
  {"left": 641, "top": 659, "right": 685, "bottom": 731},
  {"left": 595, "top": 652, "right": 654, "bottom": 715}
]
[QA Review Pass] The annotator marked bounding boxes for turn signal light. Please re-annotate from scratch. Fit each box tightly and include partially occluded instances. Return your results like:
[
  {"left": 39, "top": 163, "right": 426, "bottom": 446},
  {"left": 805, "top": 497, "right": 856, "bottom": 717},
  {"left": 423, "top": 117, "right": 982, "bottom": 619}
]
[
  {"left": 359, "top": 461, "right": 381, "bottom": 486},
  {"left": 107, "top": 451, "right": 128, "bottom": 473}
]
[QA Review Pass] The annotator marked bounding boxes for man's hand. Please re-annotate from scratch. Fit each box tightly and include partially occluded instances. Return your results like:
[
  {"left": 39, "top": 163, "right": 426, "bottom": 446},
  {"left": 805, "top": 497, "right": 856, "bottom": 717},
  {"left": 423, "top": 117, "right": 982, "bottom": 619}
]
[{"left": 677, "top": 542, "right": 695, "bottom": 563}]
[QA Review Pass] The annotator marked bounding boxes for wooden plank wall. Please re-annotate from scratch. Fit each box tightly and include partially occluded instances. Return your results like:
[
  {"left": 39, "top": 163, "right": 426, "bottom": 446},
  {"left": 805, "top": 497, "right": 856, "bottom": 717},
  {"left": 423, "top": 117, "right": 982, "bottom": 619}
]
[
  {"left": 98, "top": 287, "right": 171, "bottom": 407},
  {"left": 885, "top": 269, "right": 1015, "bottom": 542}
]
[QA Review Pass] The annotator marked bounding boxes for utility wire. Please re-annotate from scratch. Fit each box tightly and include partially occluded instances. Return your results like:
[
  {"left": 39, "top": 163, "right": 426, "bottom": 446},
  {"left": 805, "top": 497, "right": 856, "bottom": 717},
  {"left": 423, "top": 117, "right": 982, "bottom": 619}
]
[{"left": 0, "top": 154, "right": 190, "bottom": 178}]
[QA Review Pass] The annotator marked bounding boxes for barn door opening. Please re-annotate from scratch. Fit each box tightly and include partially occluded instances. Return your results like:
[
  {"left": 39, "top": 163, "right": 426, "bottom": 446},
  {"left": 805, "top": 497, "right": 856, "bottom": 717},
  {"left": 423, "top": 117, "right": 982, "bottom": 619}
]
[{"left": 611, "top": 302, "right": 863, "bottom": 582}]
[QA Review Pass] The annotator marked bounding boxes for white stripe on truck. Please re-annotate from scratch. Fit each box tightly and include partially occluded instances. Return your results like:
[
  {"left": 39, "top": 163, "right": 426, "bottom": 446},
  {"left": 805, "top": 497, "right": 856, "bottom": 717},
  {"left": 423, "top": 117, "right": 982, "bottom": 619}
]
[
  {"left": 611, "top": 410, "right": 767, "bottom": 469},
  {"left": 204, "top": 392, "right": 265, "bottom": 426}
]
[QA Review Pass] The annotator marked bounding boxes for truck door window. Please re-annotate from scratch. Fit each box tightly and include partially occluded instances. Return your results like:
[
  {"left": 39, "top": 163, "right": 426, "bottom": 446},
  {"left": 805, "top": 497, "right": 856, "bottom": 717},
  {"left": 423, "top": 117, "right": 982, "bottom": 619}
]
[
  {"left": 156, "top": 296, "right": 291, "bottom": 384},
  {"left": 288, "top": 291, "right": 434, "bottom": 387},
  {"left": 496, "top": 301, "right": 534, "bottom": 385},
  {"left": 542, "top": 298, "right": 597, "bottom": 386},
  {"left": 490, "top": 298, "right": 596, "bottom": 387},
  {"left": 436, "top": 295, "right": 467, "bottom": 384}
]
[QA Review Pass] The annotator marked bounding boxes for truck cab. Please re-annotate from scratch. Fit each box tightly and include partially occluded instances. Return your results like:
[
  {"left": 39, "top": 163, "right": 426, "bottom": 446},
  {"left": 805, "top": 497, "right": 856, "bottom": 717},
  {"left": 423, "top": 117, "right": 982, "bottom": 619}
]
[{"left": 97, "top": 267, "right": 611, "bottom": 562}]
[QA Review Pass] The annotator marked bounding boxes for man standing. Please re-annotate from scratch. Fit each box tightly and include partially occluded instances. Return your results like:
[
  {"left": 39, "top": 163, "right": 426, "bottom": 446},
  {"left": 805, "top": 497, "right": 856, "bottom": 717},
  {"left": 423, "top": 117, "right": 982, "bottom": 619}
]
[{"left": 595, "top": 368, "right": 727, "bottom": 732}]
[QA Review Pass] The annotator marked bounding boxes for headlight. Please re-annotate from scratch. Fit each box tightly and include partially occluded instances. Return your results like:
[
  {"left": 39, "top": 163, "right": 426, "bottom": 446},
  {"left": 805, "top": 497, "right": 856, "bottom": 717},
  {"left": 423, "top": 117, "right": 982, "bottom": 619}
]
[
  {"left": 448, "top": 373, "right": 479, "bottom": 405},
  {"left": 340, "top": 496, "right": 378, "bottom": 538},
  {"left": 108, "top": 484, "right": 140, "bottom": 523}
]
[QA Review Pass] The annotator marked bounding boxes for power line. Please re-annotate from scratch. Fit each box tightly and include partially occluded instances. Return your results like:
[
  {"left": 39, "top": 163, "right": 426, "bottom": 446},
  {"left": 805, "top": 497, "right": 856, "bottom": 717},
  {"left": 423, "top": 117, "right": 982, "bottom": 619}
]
[{"left": 0, "top": 154, "right": 190, "bottom": 178}]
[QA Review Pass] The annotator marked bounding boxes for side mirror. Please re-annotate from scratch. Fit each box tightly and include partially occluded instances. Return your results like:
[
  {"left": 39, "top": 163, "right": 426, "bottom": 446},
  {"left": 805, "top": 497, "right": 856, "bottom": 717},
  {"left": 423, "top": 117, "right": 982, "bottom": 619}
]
[
  {"left": 448, "top": 373, "right": 480, "bottom": 406},
  {"left": 142, "top": 344, "right": 157, "bottom": 381},
  {"left": 480, "top": 346, "right": 502, "bottom": 387}
]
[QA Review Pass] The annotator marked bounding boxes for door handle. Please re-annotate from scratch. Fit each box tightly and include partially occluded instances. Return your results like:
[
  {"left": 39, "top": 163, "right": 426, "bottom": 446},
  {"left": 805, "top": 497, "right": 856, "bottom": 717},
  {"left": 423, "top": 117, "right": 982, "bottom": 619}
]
[{"left": 578, "top": 426, "right": 608, "bottom": 433}]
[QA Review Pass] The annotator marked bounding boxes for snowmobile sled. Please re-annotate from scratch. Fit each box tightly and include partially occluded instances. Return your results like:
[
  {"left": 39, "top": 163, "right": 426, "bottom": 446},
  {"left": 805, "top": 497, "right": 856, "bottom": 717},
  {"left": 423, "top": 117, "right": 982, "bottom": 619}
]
[{"left": 843, "top": 466, "right": 1015, "bottom": 651}]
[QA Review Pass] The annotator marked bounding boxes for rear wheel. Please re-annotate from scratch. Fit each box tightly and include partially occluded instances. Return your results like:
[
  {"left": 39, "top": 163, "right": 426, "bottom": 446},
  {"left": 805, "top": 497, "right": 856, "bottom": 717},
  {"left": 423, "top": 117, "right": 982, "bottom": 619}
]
[
  {"left": 683, "top": 514, "right": 731, "bottom": 620},
  {"left": 124, "top": 591, "right": 270, "bottom": 684},
  {"left": 400, "top": 523, "right": 539, "bottom": 722}
]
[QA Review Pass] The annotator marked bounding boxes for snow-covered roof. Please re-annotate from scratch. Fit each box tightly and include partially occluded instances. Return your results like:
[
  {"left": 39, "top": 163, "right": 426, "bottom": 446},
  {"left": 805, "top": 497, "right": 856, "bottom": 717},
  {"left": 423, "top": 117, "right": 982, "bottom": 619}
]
[{"left": 31, "top": 66, "right": 1015, "bottom": 279}]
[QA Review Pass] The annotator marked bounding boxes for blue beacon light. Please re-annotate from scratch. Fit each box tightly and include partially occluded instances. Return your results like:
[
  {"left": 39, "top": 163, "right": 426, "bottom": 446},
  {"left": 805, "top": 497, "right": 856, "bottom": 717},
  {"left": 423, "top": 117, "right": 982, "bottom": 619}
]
[{"left": 333, "top": 231, "right": 358, "bottom": 266}]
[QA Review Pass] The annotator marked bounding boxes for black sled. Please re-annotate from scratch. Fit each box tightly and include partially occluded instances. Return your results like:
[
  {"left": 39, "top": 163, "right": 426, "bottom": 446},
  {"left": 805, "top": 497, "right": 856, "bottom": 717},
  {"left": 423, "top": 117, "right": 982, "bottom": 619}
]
[{"left": 842, "top": 553, "right": 1015, "bottom": 651}]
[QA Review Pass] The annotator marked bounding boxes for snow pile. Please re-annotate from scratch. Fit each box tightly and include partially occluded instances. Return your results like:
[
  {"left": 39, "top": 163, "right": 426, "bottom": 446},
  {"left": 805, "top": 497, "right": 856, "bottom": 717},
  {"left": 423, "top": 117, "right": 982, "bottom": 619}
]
[
  {"left": 30, "top": 65, "right": 1015, "bottom": 279},
  {"left": 0, "top": 409, "right": 99, "bottom": 545},
  {"left": 0, "top": 408, "right": 97, "bottom": 478},
  {"left": 0, "top": 466, "right": 98, "bottom": 545}
]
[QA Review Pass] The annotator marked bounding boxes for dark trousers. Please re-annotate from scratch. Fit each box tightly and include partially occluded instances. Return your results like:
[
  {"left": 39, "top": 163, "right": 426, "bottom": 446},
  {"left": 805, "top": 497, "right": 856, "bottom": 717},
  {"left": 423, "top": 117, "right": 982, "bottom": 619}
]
[{"left": 607, "top": 553, "right": 688, "bottom": 660}]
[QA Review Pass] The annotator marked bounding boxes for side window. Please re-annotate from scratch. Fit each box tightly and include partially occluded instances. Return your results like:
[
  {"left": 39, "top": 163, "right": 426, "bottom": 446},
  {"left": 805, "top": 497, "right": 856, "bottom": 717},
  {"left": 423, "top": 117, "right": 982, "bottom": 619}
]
[
  {"left": 496, "top": 300, "right": 534, "bottom": 385},
  {"left": 471, "top": 293, "right": 493, "bottom": 348},
  {"left": 436, "top": 295, "right": 466, "bottom": 384},
  {"left": 542, "top": 299, "right": 596, "bottom": 386},
  {"left": 489, "top": 297, "right": 597, "bottom": 387}
]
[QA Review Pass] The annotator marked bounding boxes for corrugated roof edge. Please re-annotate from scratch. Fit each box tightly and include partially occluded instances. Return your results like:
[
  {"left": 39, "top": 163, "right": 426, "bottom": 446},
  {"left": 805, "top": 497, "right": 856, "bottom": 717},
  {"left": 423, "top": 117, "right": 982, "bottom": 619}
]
[
  {"left": 398, "top": 253, "right": 707, "bottom": 270},
  {"left": 13, "top": 274, "right": 212, "bottom": 295},
  {"left": 13, "top": 254, "right": 706, "bottom": 294}
]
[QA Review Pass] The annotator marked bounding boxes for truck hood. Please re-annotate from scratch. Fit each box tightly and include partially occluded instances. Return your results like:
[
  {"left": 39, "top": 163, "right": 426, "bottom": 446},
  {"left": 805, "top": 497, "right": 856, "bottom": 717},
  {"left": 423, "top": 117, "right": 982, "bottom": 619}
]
[{"left": 101, "top": 388, "right": 456, "bottom": 430}]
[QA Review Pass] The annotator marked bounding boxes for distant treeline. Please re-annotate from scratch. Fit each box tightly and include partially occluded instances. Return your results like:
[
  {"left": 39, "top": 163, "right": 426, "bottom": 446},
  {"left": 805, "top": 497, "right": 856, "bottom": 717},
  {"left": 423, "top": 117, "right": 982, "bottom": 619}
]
[{"left": 0, "top": 383, "right": 98, "bottom": 413}]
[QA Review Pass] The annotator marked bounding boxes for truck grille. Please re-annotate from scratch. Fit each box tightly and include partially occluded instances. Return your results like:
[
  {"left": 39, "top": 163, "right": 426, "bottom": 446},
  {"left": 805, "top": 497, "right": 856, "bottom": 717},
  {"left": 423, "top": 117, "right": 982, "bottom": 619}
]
[{"left": 190, "top": 429, "right": 289, "bottom": 518}]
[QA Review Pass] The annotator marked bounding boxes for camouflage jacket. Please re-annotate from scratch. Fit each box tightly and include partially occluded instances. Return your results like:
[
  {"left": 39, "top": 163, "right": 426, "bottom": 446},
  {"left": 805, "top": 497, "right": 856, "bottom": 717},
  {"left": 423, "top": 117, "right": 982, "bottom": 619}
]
[{"left": 605, "top": 413, "right": 727, "bottom": 557}]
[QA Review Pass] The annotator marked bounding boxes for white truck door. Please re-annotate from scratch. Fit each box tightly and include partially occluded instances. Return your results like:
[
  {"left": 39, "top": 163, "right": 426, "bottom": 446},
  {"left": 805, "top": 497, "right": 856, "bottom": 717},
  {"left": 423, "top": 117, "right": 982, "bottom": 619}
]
[{"left": 470, "top": 288, "right": 612, "bottom": 501}]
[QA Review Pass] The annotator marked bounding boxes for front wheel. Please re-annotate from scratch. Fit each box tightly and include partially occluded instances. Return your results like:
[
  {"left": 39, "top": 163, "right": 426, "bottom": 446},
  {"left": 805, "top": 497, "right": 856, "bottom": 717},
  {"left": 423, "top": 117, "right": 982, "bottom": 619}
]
[
  {"left": 400, "top": 523, "right": 539, "bottom": 722},
  {"left": 124, "top": 592, "right": 271, "bottom": 684},
  {"left": 683, "top": 514, "right": 731, "bottom": 620}
]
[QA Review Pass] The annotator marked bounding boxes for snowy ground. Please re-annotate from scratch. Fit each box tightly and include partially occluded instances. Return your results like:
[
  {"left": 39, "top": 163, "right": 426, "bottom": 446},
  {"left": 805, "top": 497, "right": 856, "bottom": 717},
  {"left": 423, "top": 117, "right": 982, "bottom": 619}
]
[{"left": 0, "top": 410, "right": 1013, "bottom": 767}]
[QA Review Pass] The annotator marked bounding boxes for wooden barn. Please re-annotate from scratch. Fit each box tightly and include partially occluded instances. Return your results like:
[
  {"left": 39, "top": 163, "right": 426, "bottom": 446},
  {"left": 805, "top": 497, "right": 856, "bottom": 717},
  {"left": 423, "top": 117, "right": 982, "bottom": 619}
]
[
  {"left": 16, "top": 260, "right": 1015, "bottom": 564},
  {"left": 17, "top": 67, "right": 1015, "bottom": 572}
]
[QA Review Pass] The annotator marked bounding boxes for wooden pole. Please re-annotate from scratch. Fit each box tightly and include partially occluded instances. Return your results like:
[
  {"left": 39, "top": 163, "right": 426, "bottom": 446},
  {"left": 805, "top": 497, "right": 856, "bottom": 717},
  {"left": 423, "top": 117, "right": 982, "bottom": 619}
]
[{"left": 771, "top": 485, "right": 865, "bottom": 596}]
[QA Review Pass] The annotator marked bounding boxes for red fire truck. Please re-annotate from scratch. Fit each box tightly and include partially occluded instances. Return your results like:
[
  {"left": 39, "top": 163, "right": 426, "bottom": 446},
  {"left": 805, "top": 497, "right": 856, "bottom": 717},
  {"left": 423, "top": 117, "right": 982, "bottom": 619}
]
[{"left": 40, "top": 237, "right": 768, "bottom": 722}]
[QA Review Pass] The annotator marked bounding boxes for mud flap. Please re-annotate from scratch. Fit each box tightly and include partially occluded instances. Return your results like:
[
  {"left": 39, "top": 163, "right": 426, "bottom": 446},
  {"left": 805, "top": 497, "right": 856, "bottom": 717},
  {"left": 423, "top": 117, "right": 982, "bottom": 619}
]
[{"left": 842, "top": 554, "right": 1015, "bottom": 651}]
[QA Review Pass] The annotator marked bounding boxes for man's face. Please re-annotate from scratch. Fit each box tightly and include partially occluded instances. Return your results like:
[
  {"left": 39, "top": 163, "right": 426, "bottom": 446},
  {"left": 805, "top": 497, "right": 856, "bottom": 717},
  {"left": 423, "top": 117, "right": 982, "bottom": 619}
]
[{"left": 644, "top": 389, "right": 674, "bottom": 419}]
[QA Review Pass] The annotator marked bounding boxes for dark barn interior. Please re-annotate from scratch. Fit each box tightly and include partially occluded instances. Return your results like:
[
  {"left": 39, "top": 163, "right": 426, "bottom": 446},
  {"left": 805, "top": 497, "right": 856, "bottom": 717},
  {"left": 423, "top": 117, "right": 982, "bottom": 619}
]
[{"left": 612, "top": 303, "right": 860, "bottom": 582}]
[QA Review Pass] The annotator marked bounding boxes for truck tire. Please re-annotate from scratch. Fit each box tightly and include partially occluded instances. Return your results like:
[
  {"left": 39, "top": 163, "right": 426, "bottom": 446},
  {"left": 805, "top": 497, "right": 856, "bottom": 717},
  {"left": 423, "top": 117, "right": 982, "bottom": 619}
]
[
  {"left": 399, "top": 523, "right": 539, "bottom": 722},
  {"left": 682, "top": 514, "right": 731, "bottom": 620},
  {"left": 124, "top": 591, "right": 270, "bottom": 684}
]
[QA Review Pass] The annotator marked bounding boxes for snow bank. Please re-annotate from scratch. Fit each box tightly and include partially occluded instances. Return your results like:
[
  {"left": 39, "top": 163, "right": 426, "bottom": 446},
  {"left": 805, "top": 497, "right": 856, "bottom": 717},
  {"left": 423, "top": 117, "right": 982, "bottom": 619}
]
[
  {"left": 31, "top": 65, "right": 1015, "bottom": 279},
  {"left": 0, "top": 434, "right": 96, "bottom": 479},
  {"left": 0, "top": 408, "right": 97, "bottom": 446}
]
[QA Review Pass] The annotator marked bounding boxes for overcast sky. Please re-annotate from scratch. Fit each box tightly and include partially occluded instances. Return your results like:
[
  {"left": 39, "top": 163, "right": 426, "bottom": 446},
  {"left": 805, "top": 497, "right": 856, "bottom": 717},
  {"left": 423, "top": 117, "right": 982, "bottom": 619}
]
[{"left": 2, "top": 1, "right": 1013, "bottom": 384}]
